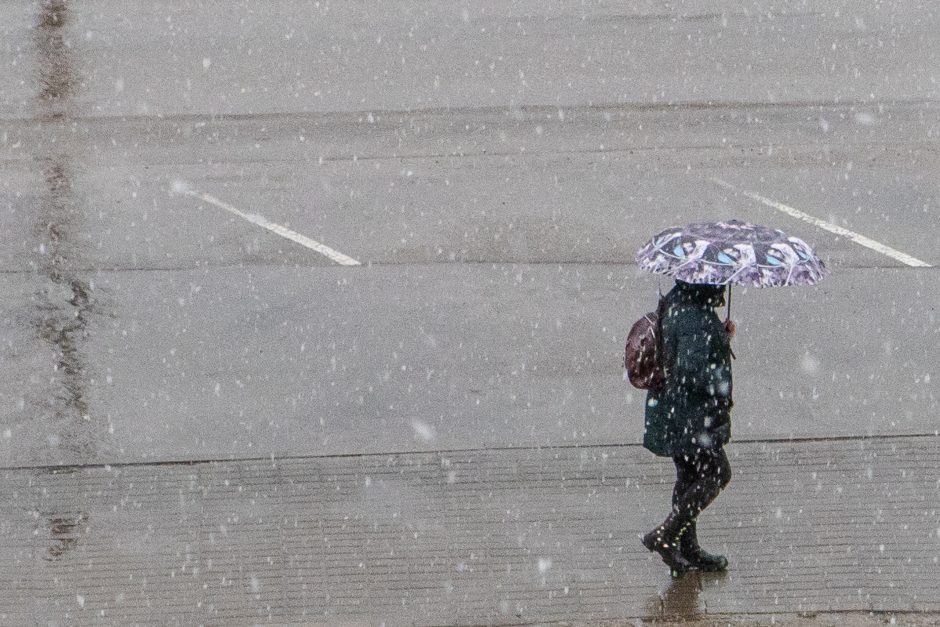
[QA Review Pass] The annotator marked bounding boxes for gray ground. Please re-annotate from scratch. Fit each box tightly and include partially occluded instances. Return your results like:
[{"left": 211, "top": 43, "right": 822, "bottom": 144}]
[{"left": 0, "top": 1, "right": 938, "bottom": 625}]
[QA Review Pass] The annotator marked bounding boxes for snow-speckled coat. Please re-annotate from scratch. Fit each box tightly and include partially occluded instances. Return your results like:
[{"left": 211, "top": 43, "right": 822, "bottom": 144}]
[{"left": 643, "top": 282, "right": 733, "bottom": 457}]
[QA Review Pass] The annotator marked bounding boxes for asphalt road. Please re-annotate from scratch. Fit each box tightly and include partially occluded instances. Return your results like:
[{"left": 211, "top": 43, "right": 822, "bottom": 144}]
[
  {"left": 0, "top": 1, "right": 939, "bottom": 623},
  {"left": 2, "top": 0, "right": 938, "bottom": 467}
]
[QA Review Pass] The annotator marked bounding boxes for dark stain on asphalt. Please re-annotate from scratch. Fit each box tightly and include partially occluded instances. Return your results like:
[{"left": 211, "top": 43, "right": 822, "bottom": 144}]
[
  {"left": 35, "top": 0, "right": 74, "bottom": 108},
  {"left": 34, "top": 155, "right": 97, "bottom": 457},
  {"left": 32, "top": 0, "right": 101, "bottom": 461},
  {"left": 44, "top": 510, "right": 89, "bottom": 560},
  {"left": 36, "top": 160, "right": 72, "bottom": 282}
]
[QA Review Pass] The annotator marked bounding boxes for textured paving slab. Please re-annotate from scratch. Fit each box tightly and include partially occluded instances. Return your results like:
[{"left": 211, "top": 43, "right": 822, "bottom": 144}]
[{"left": 1, "top": 435, "right": 937, "bottom": 625}]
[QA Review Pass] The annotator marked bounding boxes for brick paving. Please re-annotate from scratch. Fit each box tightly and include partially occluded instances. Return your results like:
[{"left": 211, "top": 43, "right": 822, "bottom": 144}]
[{"left": 1, "top": 435, "right": 937, "bottom": 625}]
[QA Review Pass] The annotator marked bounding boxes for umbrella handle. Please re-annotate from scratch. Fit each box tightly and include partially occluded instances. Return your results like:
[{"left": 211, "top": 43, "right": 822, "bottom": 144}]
[
  {"left": 726, "top": 285, "right": 736, "bottom": 360},
  {"left": 726, "top": 285, "right": 732, "bottom": 322}
]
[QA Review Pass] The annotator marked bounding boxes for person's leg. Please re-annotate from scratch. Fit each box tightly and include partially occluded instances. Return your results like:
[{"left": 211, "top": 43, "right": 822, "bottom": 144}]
[
  {"left": 643, "top": 448, "right": 732, "bottom": 574},
  {"left": 672, "top": 447, "right": 731, "bottom": 519},
  {"left": 662, "top": 449, "right": 724, "bottom": 536},
  {"left": 641, "top": 455, "right": 700, "bottom": 574},
  {"left": 672, "top": 453, "right": 698, "bottom": 512},
  {"left": 678, "top": 448, "right": 732, "bottom": 570}
]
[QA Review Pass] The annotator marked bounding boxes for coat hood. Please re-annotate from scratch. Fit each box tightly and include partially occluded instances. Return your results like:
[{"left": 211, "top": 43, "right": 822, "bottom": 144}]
[{"left": 672, "top": 280, "right": 726, "bottom": 307}]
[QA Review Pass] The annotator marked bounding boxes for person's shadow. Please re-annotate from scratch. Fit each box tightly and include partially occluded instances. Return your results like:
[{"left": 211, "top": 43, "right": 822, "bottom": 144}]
[{"left": 646, "top": 571, "right": 729, "bottom": 620}]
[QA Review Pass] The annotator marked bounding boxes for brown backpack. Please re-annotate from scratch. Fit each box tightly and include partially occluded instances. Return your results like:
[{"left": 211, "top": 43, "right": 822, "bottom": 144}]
[{"left": 624, "top": 295, "right": 666, "bottom": 390}]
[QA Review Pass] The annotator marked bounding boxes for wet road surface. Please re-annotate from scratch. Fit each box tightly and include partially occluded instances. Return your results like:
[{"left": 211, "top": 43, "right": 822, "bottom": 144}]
[{"left": 0, "top": 0, "right": 939, "bottom": 623}]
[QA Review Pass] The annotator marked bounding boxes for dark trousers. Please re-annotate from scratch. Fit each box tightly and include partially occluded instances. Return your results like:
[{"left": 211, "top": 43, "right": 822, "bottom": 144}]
[{"left": 670, "top": 447, "right": 732, "bottom": 533}]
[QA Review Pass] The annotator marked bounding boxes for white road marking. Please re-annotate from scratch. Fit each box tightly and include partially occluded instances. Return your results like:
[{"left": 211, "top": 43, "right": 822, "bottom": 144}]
[
  {"left": 176, "top": 184, "right": 361, "bottom": 266},
  {"left": 711, "top": 177, "right": 932, "bottom": 268}
]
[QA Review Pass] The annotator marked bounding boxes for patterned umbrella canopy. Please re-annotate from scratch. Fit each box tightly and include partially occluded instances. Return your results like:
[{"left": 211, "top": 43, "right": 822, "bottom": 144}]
[{"left": 636, "top": 220, "right": 828, "bottom": 287}]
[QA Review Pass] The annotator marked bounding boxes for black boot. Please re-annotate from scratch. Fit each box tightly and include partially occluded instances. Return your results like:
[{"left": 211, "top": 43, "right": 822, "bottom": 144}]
[
  {"left": 680, "top": 521, "right": 728, "bottom": 572},
  {"left": 641, "top": 516, "right": 695, "bottom": 576}
]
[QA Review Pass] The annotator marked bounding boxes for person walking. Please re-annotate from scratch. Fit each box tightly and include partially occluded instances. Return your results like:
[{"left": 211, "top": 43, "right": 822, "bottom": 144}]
[
  {"left": 633, "top": 221, "right": 828, "bottom": 575},
  {"left": 640, "top": 279, "right": 735, "bottom": 575}
]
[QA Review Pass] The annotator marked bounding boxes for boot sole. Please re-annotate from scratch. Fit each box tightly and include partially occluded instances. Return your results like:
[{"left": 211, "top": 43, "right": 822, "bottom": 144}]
[
  {"left": 641, "top": 535, "right": 694, "bottom": 575},
  {"left": 691, "top": 558, "right": 728, "bottom": 572}
]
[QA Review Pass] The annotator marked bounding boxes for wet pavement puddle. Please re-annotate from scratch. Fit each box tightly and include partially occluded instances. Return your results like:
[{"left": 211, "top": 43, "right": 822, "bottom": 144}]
[{"left": 645, "top": 570, "right": 731, "bottom": 619}]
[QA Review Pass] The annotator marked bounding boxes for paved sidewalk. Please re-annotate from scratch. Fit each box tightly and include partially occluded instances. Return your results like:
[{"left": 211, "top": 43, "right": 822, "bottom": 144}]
[{"left": 1, "top": 435, "right": 937, "bottom": 625}]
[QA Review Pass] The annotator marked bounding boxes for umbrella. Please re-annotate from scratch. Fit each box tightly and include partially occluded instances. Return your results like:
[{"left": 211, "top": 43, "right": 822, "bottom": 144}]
[{"left": 635, "top": 219, "right": 829, "bottom": 319}]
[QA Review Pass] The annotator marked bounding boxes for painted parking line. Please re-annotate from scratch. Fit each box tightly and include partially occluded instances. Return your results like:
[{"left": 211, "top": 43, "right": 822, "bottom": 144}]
[
  {"left": 174, "top": 182, "right": 361, "bottom": 266},
  {"left": 711, "top": 177, "right": 931, "bottom": 268}
]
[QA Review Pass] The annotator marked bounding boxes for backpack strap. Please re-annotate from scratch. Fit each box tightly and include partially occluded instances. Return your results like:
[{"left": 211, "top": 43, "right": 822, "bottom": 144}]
[{"left": 654, "top": 291, "right": 668, "bottom": 375}]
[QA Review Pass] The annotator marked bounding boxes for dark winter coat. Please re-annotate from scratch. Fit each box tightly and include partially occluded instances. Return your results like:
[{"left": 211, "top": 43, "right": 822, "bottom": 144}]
[{"left": 643, "top": 281, "right": 733, "bottom": 457}]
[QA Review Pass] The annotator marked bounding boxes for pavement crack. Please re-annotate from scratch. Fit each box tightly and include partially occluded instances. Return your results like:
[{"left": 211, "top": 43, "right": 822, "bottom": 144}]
[{"left": 1, "top": 432, "right": 935, "bottom": 474}]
